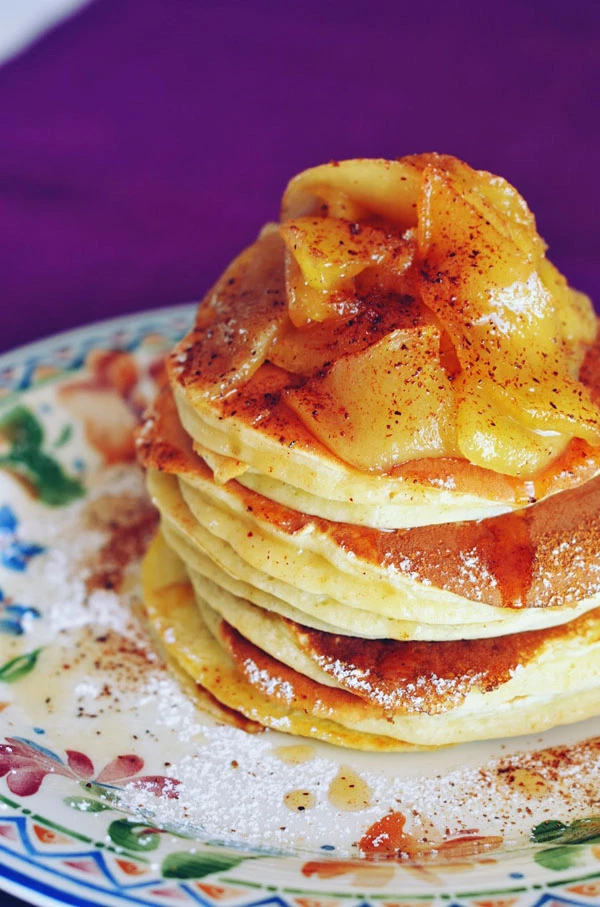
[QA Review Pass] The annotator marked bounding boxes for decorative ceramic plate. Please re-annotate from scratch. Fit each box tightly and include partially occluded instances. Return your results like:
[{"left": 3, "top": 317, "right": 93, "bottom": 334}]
[{"left": 0, "top": 306, "right": 599, "bottom": 907}]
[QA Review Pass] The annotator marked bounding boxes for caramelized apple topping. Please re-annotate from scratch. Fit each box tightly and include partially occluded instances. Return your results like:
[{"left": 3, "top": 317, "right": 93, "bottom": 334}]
[
  {"left": 286, "top": 323, "right": 458, "bottom": 472},
  {"left": 171, "top": 155, "right": 600, "bottom": 477}
]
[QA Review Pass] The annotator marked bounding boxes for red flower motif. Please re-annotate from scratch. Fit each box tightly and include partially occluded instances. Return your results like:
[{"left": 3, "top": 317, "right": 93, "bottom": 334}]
[
  {"left": 0, "top": 738, "right": 72, "bottom": 796},
  {"left": 0, "top": 737, "right": 180, "bottom": 799}
]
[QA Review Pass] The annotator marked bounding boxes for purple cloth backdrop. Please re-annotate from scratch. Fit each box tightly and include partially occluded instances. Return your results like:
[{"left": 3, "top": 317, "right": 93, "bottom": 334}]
[
  {"left": 0, "top": 0, "right": 599, "bottom": 354},
  {"left": 0, "top": 4, "right": 597, "bottom": 904}
]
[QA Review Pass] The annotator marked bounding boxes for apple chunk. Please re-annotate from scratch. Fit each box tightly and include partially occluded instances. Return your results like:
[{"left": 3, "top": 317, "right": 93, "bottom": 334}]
[
  {"left": 268, "top": 294, "right": 431, "bottom": 377},
  {"left": 280, "top": 216, "right": 413, "bottom": 326},
  {"left": 285, "top": 325, "right": 457, "bottom": 472},
  {"left": 418, "top": 163, "right": 600, "bottom": 466},
  {"left": 168, "top": 228, "right": 287, "bottom": 399},
  {"left": 454, "top": 378, "right": 569, "bottom": 476},
  {"left": 281, "top": 156, "right": 444, "bottom": 227}
]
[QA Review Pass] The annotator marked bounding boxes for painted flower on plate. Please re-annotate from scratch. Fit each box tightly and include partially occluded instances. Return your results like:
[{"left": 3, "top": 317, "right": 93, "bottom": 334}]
[
  {"left": 0, "top": 736, "right": 181, "bottom": 799},
  {"left": 0, "top": 588, "right": 41, "bottom": 635},
  {"left": 0, "top": 504, "right": 45, "bottom": 571}
]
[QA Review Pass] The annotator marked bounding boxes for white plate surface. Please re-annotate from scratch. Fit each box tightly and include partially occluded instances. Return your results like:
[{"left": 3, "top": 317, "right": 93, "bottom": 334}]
[{"left": 0, "top": 306, "right": 599, "bottom": 907}]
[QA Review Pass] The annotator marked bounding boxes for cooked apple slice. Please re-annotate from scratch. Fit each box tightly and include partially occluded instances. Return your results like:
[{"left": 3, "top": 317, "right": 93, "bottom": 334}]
[
  {"left": 281, "top": 217, "right": 413, "bottom": 292},
  {"left": 282, "top": 157, "right": 428, "bottom": 227},
  {"left": 454, "top": 377, "right": 568, "bottom": 477},
  {"left": 168, "top": 228, "right": 287, "bottom": 399},
  {"left": 539, "top": 257, "right": 597, "bottom": 366},
  {"left": 285, "top": 324, "right": 457, "bottom": 471},
  {"left": 432, "top": 156, "right": 544, "bottom": 263},
  {"left": 283, "top": 252, "right": 359, "bottom": 326},
  {"left": 418, "top": 164, "right": 600, "bottom": 460},
  {"left": 268, "top": 294, "right": 432, "bottom": 377},
  {"left": 280, "top": 216, "right": 414, "bottom": 325}
]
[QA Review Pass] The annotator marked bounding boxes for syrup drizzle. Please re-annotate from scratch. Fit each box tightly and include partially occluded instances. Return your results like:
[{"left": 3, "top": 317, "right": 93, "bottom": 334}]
[{"left": 478, "top": 508, "right": 536, "bottom": 609}]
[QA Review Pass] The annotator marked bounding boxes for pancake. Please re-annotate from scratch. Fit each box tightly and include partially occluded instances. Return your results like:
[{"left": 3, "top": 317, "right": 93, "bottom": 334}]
[
  {"left": 170, "top": 357, "right": 600, "bottom": 530},
  {"left": 142, "top": 532, "right": 413, "bottom": 751},
  {"left": 143, "top": 532, "right": 600, "bottom": 749},
  {"left": 137, "top": 153, "right": 600, "bottom": 749},
  {"left": 138, "top": 390, "right": 600, "bottom": 639}
]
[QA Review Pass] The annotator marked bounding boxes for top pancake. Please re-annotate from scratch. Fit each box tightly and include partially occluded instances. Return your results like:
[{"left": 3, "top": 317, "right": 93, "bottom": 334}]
[
  {"left": 164, "top": 156, "right": 600, "bottom": 529},
  {"left": 169, "top": 356, "right": 600, "bottom": 529}
]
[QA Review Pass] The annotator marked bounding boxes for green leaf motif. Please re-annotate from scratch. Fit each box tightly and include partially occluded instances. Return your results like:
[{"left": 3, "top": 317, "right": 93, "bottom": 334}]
[
  {"left": 53, "top": 424, "right": 73, "bottom": 449},
  {"left": 532, "top": 816, "right": 600, "bottom": 846},
  {"left": 0, "top": 406, "right": 84, "bottom": 507},
  {"left": 565, "top": 817, "right": 600, "bottom": 844},
  {"left": 0, "top": 406, "right": 44, "bottom": 451},
  {"left": 64, "top": 796, "right": 113, "bottom": 813},
  {"left": 0, "top": 648, "right": 42, "bottom": 683},
  {"left": 81, "top": 782, "right": 122, "bottom": 803},
  {"left": 532, "top": 816, "right": 600, "bottom": 873},
  {"left": 534, "top": 845, "right": 583, "bottom": 872},
  {"left": 161, "top": 850, "right": 248, "bottom": 880},
  {"left": 531, "top": 819, "right": 568, "bottom": 843},
  {"left": 108, "top": 819, "right": 162, "bottom": 852},
  {"left": 1, "top": 449, "right": 85, "bottom": 506}
]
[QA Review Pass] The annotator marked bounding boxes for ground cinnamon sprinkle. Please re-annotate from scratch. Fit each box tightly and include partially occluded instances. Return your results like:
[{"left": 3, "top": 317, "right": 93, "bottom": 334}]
[
  {"left": 9, "top": 457, "right": 598, "bottom": 860},
  {"left": 82, "top": 493, "right": 158, "bottom": 592},
  {"left": 3, "top": 366, "right": 597, "bottom": 862}
]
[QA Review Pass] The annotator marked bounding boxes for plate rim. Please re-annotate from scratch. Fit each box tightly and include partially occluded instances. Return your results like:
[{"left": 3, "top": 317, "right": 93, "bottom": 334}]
[
  {"left": 0, "top": 304, "right": 599, "bottom": 907},
  {"left": 0, "top": 303, "right": 197, "bottom": 371}
]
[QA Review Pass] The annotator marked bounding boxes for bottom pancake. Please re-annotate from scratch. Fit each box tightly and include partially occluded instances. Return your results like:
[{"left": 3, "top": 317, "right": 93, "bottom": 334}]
[
  {"left": 142, "top": 531, "right": 413, "bottom": 751},
  {"left": 142, "top": 530, "right": 600, "bottom": 750}
]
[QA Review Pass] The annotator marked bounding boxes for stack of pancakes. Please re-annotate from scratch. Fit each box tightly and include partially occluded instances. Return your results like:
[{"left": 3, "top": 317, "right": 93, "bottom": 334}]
[{"left": 138, "top": 155, "right": 600, "bottom": 750}]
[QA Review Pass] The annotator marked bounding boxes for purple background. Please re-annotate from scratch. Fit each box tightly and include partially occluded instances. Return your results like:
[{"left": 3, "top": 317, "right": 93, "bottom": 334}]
[
  {"left": 0, "top": 4, "right": 598, "bottom": 905},
  {"left": 0, "top": 0, "right": 599, "bottom": 354}
]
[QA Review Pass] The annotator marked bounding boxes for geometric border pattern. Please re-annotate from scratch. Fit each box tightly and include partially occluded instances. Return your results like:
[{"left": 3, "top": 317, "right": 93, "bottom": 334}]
[{"left": 2, "top": 812, "right": 600, "bottom": 907}]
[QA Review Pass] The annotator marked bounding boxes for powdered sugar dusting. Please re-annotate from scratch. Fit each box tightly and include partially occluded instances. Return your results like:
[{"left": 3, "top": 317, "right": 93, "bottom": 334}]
[
  {"left": 118, "top": 718, "right": 600, "bottom": 856},
  {"left": 315, "top": 653, "right": 474, "bottom": 713},
  {"left": 136, "top": 673, "right": 205, "bottom": 743},
  {"left": 1, "top": 374, "right": 599, "bottom": 864},
  {"left": 242, "top": 656, "right": 296, "bottom": 702},
  {"left": 457, "top": 547, "right": 499, "bottom": 596}
]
